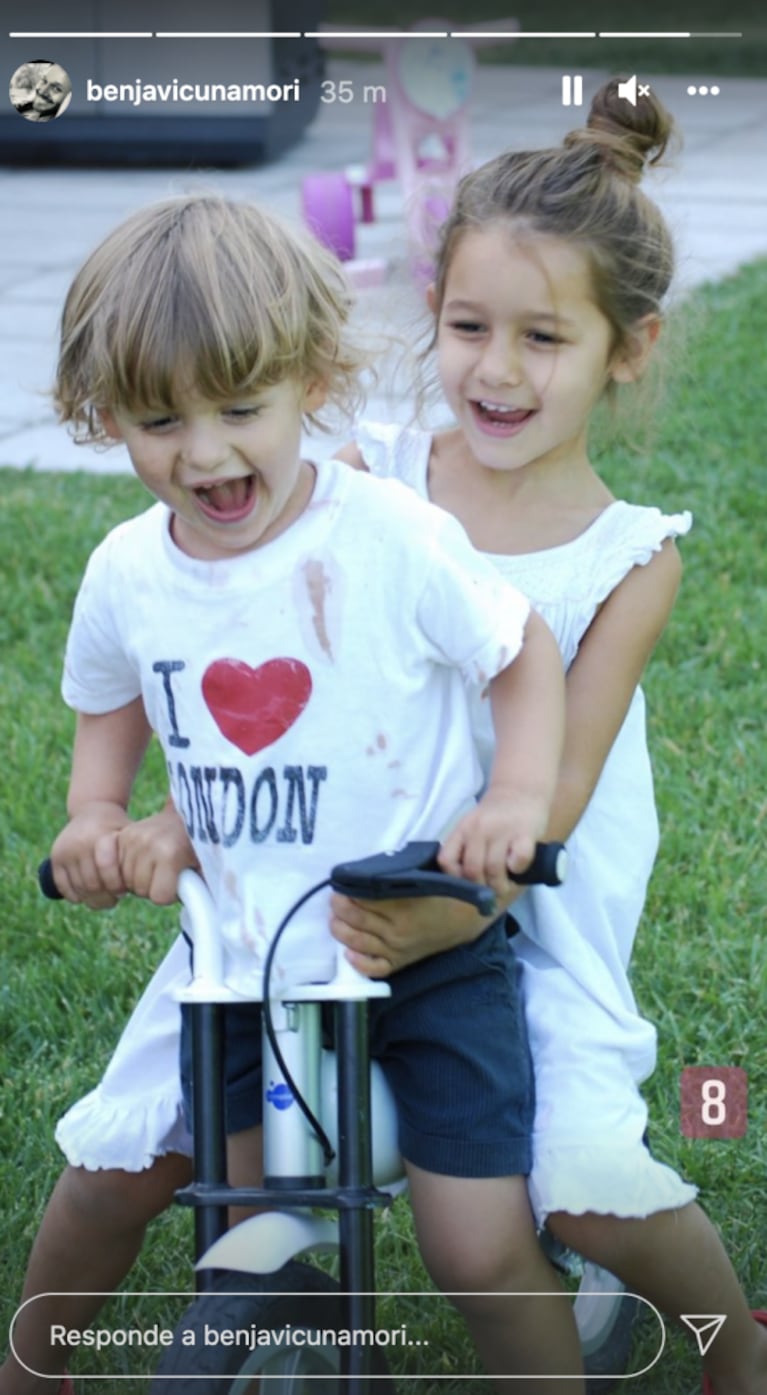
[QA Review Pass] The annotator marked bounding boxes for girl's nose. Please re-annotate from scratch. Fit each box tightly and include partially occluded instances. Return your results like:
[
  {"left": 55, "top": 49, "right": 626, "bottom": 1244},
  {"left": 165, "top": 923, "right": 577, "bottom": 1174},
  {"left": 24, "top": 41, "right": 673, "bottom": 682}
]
[{"left": 477, "top": 335, "right": 523, "bottom": 388}]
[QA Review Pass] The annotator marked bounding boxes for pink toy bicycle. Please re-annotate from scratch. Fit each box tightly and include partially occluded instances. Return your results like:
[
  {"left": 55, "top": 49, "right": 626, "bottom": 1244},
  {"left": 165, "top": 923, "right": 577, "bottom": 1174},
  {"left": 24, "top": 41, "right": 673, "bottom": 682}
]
[{"left": 302, "top": 19, "right": 518, "bottom": 286}]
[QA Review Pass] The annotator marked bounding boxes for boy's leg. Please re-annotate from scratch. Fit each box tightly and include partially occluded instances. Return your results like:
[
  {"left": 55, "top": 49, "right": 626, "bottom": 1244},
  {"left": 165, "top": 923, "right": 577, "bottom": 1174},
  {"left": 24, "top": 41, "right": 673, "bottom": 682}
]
[
  {"left": 0, "top": 1153, "right": 190, "bottom": 1395},
  {"left": 548, "top": 1204, "right": 767, "bottom": 1395},
  {"left": 1, "top": 1129, "right": 266, "bottom": 1395},
  {"left": 225, "top": 1124, "right": 265, "bottom": 1223},
  {"left": 407, "top": 1163, "right": 584, "bottom": 1395}
]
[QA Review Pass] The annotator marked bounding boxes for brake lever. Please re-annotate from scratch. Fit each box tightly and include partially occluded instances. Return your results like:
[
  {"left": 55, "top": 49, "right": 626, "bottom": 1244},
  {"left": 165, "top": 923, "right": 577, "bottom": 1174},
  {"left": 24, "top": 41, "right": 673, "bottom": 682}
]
[{"left": 330, "top": 840, "right": 566, "bottom": 917}]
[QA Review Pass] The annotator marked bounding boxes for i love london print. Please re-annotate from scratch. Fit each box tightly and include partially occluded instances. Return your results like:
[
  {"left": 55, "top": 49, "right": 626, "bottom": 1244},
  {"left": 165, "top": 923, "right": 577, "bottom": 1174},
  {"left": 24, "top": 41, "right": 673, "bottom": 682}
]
[{"left": 153, "top": 657, "right": 327, "bottom": 850}]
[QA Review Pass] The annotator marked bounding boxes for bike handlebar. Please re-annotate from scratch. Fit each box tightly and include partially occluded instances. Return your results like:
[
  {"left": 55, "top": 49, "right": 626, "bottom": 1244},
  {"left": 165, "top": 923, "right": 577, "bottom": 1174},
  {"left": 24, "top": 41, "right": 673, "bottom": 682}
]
[
  {"left": 37, "top": 840, "right": 566, "bottom": 909},
  {"left": 330, "top": 840, "right": 566, "bottom": 915},
  {"left": 38, "top": 858, "right": 62, "bottom": 900}
]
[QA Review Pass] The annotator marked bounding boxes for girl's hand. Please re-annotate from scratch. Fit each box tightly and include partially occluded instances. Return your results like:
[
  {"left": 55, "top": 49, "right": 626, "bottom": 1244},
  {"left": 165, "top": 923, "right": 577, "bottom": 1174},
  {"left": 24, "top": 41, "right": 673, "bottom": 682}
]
[
  {"left": 438, "top": 788, "right": 547, "bottom": 899},
  {"left": 50, "top": 802, "right": 131, "bottom": 910},
  {"left": 117, "top": 803, "right": 198, "bottom": 905},
  {"left": 330, "top": 891, "right": 502, "bottom": 978}
]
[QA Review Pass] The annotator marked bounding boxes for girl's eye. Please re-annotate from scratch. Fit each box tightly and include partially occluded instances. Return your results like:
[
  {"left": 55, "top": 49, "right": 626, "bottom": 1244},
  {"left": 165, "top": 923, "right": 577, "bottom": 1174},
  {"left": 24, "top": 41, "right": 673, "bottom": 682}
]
[
  {"left": 527, "top": 330, "right": 562, "bottom": 346},
  {"left": 448, "top": 320, "right": 485, "bottom": 335}
]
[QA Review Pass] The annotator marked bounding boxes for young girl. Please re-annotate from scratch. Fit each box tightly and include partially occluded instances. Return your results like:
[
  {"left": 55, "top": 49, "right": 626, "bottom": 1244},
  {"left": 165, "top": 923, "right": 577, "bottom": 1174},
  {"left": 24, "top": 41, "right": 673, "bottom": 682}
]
[
  {"left": 330, "top": 81, "right": 767, "bottom": 1395},
  {"left": 3, "top": 192, "right": 576, "bottom": 1395},
  {"left": 4, "top": 84, "right": 766, "bottom": 1395}
]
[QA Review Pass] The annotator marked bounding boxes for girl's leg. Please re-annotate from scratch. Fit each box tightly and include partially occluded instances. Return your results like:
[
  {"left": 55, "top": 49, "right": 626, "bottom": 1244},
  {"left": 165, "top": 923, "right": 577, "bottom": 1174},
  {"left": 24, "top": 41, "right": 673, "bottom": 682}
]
[
  {"left": 0, "top": 1153, "right": 190, "bottom": 1395},
  {"left": 407, "top": 1163, "right": 584, "bottom": 1395},
  {"left": 548, "top": 1203, "right": 767, "bottom": 1395}
]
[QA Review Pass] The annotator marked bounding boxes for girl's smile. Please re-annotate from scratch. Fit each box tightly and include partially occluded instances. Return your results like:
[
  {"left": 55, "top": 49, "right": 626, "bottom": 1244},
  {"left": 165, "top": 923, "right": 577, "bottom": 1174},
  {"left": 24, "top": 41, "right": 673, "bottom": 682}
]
[{"left": 470, "top": 401, "right": 538, "bottom": 436}]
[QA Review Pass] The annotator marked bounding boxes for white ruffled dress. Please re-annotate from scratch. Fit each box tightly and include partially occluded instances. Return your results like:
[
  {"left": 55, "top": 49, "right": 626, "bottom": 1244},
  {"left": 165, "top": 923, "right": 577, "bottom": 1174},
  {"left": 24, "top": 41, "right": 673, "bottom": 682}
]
[
  {"left": 355, "top": 423, "right": 697, "bottom": 1225},
  {"left": 57, "top": 420, "right": 697, "bottom": 1225}
]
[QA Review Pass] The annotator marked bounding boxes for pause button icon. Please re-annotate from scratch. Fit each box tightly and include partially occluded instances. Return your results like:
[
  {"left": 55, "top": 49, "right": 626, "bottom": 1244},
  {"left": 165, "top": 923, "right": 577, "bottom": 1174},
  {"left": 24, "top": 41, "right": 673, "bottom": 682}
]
[{"left": 562, "top": 75, "right": 583, "bottom": 106}]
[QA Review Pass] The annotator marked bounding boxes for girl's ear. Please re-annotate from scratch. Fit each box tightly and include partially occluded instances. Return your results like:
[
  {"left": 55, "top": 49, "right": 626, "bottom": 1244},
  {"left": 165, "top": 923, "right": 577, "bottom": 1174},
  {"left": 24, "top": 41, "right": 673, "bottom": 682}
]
[
  {"left": 99, "top": 409, "right": 124, "bottom": 440},
  {"left": 426, "top": 283, "right": 438, "bottom": 315},
  {"left": 610, "top": 314, "right": 662, "bottom": 384}
]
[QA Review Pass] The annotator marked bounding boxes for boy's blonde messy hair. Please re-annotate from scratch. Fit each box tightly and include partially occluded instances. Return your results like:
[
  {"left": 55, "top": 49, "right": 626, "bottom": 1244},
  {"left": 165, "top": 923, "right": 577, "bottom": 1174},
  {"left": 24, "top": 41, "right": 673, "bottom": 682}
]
[{"left": 56, "top": 194, "right": 367, "bottom": 442}]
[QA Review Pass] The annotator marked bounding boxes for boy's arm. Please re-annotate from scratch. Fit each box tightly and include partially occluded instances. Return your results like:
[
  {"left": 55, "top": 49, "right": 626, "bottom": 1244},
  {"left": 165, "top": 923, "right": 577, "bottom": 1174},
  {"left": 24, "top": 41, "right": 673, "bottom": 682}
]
[
  {"left": 52, "top": 698, "right": 153, "bottom": 909},
  {"left": 117, "top": 797, "right": 198, "bottom": 906},
  {"left": 438, "top": 609, "right": 565, "bottom": 895}
]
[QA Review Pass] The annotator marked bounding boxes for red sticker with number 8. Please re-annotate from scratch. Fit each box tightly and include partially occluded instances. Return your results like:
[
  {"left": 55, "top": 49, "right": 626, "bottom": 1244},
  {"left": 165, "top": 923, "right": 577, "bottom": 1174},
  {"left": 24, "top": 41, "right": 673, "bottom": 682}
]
[{"left": 680, "top": 1066, "right": 748, "bottom": 1139}]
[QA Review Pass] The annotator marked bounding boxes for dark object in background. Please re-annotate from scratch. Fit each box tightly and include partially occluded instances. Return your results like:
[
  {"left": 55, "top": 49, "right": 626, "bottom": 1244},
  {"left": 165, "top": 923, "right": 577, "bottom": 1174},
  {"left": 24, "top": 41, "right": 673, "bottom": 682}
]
[{"left": 0, "top": 0, "right": 325, "bottom": 166}]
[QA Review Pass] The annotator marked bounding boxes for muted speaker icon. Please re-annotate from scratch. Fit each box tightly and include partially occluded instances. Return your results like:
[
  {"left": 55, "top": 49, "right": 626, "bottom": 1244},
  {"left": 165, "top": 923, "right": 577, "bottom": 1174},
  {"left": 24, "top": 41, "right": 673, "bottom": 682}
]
[{"left": 618, "top": 75, "right": 638, "bottom": 105}]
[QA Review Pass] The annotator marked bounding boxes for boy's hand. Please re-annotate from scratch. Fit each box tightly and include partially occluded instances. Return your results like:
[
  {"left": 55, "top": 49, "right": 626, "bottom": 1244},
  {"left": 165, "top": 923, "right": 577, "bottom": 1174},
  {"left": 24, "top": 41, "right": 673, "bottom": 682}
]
[
  {"left": 50, "top": 802, "right": 131, "bottom": 909},
  {"left": 438, "top": 787, "right": 547, "bottom": 899},
  {"left": 117, "top": 803, "right": 198, "bottom": 905}
]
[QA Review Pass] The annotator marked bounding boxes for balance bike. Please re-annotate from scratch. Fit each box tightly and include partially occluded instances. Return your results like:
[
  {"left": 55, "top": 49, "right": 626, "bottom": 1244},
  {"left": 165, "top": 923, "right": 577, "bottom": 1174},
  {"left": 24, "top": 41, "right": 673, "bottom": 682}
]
[{"left": 39, "top": 841, "right": 639, "bottom": 1392}]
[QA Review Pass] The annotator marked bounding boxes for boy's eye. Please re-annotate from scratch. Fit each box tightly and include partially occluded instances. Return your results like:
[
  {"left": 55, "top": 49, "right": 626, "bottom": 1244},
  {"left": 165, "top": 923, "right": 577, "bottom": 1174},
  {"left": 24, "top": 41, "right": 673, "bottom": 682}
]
[
  {"left": 139, "top": 415, "right": 178, "bottom": 432},
  {"left": 224, "top": 406, "right": 262, "bottom": 420}
]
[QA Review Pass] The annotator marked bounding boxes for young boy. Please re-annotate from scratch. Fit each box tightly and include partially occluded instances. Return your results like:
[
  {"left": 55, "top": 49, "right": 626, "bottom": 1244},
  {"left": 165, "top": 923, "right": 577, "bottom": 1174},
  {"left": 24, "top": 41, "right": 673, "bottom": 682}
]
[{"left": 3, "top": 194, "right": 581, "bottom": 1395}]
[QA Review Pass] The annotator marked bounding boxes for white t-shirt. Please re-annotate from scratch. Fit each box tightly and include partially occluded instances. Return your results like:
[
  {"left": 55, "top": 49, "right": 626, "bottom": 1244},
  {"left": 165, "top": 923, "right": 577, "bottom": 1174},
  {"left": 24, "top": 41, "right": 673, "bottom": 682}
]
[{"left": 63, "top": 457, "right": 530, "bottom": 993}]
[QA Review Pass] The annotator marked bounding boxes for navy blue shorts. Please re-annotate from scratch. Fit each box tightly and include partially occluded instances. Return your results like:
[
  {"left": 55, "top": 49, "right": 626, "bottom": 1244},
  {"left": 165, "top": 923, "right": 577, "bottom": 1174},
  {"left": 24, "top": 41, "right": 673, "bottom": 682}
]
[{"left": 180, "top": 917, "right": 534, "bottom": 1178}]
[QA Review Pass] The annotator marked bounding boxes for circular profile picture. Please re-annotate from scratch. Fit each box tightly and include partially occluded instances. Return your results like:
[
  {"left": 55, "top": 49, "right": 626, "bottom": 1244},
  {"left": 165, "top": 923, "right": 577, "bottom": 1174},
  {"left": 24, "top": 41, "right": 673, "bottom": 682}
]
[{"left": 9, "top": 60, "right": 72, "bottom": 122}]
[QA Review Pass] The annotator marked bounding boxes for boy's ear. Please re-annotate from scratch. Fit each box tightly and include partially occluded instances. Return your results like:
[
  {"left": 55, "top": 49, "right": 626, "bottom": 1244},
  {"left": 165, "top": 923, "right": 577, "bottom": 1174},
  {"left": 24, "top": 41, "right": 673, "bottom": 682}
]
[
  {"left": 302, "top": 378, "right": 329, "bottom": 414},
  {"left": 610, "top": 314, "right": 662, "bottom": 384},
  {"left": 99, "top": 409, "right": 124, "bottom": 440}
]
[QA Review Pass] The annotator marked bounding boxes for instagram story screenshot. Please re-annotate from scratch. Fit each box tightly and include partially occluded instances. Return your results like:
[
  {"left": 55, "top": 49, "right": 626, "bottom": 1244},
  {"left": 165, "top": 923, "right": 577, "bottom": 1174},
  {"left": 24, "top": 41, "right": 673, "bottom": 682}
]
[{"left": 1, "top": 2, "right": 765, "bottom": 1392}]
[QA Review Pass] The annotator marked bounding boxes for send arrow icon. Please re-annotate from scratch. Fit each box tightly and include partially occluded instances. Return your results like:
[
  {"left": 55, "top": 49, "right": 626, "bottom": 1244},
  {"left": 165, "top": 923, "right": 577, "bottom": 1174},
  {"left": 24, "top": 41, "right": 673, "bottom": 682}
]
[{"left": 680, "top": 1315, "right": 727, "bottom": 1356}]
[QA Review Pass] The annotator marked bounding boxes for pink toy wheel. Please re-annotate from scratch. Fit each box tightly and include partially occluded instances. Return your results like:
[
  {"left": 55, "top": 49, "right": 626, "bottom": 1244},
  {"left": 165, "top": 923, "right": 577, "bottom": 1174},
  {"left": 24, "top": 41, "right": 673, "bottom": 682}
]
[{"left": 302, "top": 172, "right": 356, "bottom": 262}]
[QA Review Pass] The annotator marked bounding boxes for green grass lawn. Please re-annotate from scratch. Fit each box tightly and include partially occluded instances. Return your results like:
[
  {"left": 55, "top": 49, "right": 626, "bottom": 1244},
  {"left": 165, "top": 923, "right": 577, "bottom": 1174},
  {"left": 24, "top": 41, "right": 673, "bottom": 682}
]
[{"left": 1, "top": 259, "right": 766, "bottom": 1392}]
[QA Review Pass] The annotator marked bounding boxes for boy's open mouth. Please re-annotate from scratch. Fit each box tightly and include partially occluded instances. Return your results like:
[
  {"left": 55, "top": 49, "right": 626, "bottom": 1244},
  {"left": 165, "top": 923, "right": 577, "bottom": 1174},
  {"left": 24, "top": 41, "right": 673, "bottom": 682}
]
[{"left": 193, "top": 475, "right": 256, "bottom": 522}]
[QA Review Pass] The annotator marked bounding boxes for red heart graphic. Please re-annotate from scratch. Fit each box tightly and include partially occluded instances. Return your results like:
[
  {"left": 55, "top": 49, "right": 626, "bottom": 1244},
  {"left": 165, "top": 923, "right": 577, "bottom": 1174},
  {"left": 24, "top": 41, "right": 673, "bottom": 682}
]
[{"left": 201, "top": 658, "right": 312, "bottom": 756}]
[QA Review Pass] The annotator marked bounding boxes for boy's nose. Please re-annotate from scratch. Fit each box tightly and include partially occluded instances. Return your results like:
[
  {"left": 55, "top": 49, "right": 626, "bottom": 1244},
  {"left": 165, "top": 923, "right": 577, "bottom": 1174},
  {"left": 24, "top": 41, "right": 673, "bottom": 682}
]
[{"left": 181, "top": 420, "right": 230, "bottom": 472}]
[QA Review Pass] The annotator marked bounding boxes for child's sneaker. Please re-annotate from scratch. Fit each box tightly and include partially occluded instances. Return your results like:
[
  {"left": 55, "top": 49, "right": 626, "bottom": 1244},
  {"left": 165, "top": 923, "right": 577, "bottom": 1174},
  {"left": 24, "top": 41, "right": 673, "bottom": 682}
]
[{"left": 702, "top": 1311, "right": 767, "bottom": 1393}]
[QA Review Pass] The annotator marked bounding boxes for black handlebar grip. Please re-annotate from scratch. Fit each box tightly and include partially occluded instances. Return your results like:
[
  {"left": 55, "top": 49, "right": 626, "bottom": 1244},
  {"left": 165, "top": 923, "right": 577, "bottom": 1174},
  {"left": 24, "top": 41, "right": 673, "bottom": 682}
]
[
  {"left": 38, "top": 858, "right": 64, "bottom": 900},
  {"left": 330, "top": 840, "right": 567, "bottom": 910},
  {"left": 510, "top": 841, "right": 567, "bottom": 887}
]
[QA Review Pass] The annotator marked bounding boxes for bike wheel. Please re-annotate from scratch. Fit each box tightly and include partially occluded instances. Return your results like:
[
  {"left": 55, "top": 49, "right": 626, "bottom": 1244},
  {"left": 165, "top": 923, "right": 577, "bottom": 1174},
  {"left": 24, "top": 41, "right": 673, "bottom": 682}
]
[{"left": 150, "top": 1262, "right": 395, "bottom": 1394}]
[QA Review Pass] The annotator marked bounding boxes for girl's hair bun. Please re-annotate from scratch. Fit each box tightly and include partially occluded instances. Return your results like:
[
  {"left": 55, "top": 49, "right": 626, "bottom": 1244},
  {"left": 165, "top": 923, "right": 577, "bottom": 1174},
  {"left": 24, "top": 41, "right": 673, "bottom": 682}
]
[{"left": 563, "top": 77, "right": 677, "bottom": 184}]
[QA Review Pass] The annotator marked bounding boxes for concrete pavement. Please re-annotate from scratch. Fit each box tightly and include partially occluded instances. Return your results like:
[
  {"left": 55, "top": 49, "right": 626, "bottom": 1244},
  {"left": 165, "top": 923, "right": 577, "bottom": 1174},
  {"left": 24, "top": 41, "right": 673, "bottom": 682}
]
[{"left": 1, "top": 60, "right": 765, "bottom": 472}]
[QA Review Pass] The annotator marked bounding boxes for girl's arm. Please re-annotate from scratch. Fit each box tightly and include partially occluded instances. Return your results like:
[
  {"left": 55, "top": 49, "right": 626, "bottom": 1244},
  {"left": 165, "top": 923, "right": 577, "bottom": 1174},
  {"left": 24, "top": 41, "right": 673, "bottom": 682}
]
[
  {"left": 548, "top": 537, "right": 681, "bottom": 838},
  {"left": 333, "top": 443, "right": 367, "bottom": 471},
  {"left": 51, "top": 697, "right": 195, "bottom": 909},
  {"left": 332, "top": 540, "right": 681, "bottom": 973}
]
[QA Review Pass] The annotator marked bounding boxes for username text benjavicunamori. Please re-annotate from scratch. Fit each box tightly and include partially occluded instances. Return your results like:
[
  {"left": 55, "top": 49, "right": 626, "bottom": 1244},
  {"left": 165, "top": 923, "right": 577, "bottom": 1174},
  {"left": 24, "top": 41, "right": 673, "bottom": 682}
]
[{"left": 86, "top": 78, "right": 301, "bottom": 107}]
